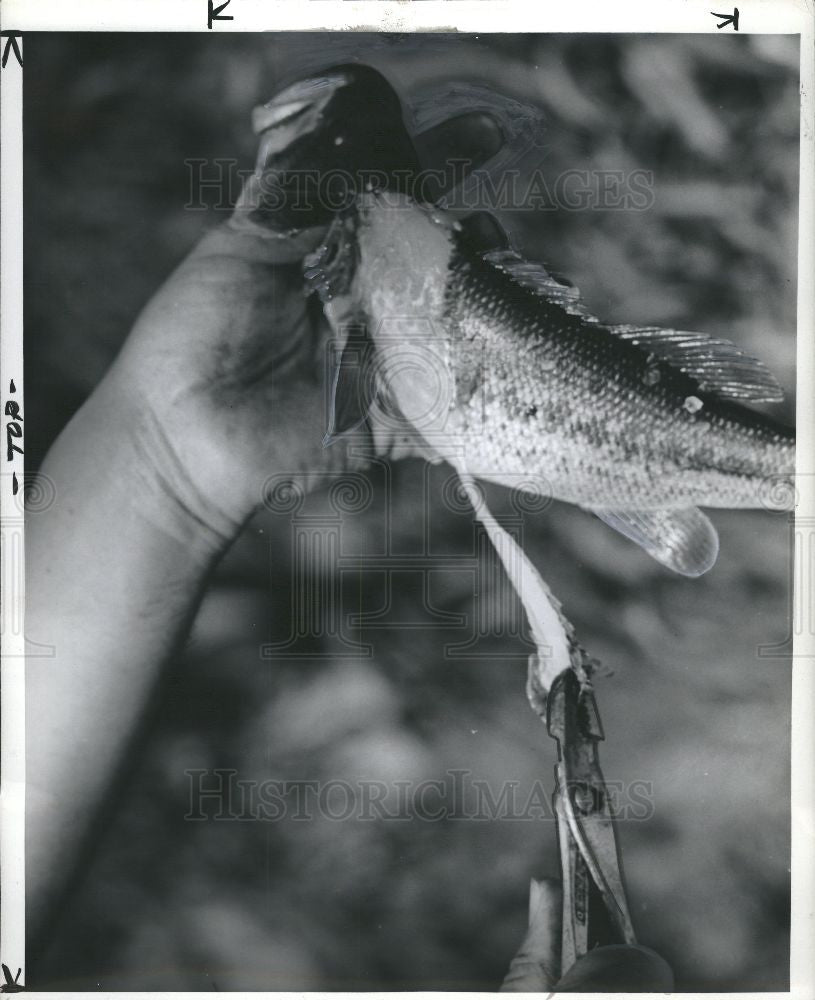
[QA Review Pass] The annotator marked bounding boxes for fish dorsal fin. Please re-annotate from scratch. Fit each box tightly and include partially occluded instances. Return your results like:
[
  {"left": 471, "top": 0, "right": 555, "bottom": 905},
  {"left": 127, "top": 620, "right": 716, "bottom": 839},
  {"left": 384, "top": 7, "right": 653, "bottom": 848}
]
[
  {"left": 606, "top": 325, "right": 784, "bottom": 403},
  {"left": 483, "top": 248, "right": 594, "bottom": 319},
  {"left": 482, "top": 249, "right": 784, "bottom": 404},
  {"left": 591, "top": 506, "right": 719, "bottom": 577}
]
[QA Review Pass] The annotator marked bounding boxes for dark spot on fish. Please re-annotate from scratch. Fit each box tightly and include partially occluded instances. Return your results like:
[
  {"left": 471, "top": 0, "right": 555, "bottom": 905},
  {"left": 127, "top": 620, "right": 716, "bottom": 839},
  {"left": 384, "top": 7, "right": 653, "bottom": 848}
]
[{"left": 525, "top": 405, "right": 538, "bottom": 418}]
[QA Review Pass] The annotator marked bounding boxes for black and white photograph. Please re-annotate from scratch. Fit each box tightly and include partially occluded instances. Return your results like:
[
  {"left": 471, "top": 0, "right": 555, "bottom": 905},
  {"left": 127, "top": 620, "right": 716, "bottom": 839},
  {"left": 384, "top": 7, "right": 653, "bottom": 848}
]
[{"left": 1, "top": 5, "right": 813, "bottom": 995}]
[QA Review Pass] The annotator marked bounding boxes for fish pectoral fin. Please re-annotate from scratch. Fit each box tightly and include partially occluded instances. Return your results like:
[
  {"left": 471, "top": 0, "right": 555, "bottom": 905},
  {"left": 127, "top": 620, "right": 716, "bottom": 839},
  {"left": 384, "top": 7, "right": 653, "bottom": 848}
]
[
  {"left": 323, "top": 319, "right": 376, "bottom": 446},
  {"left": 590, "top": 506, "right": 720, "bottom": 577}
]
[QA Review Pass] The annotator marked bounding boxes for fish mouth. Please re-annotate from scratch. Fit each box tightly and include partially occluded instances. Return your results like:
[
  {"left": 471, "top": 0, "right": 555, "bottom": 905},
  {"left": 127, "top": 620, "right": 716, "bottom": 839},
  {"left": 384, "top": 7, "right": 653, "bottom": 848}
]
[
  {"left": 251, "top": 71, "right": 352, "bottom": 161},
  {"left": 243, "top": 64, "right": 419, "bottom": 231}
]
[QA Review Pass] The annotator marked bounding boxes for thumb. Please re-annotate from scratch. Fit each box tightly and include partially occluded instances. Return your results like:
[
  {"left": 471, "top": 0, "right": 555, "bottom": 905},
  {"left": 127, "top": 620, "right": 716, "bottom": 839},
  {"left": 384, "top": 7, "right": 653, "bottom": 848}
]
[
  {"left": 500, "top": 878, "right": 562, "bottom": 992},
  {"left": 225, "top": 100, "right": 328, "bottom": 253},
  {"left": 556, "top": 944, "right": 675, "bottom": 993}
]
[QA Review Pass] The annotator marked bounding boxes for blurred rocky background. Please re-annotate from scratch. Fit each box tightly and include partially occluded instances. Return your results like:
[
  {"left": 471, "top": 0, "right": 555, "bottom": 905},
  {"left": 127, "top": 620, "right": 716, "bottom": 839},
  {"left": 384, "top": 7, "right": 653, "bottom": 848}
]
[{"left": 25, "top": 33, "right": 797, "bottom": 990}]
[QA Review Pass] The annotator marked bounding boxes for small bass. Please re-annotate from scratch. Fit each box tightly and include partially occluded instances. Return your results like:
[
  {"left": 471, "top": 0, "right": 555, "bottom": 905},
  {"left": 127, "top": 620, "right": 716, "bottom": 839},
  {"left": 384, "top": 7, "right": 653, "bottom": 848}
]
[{"left": 253, "top": 65, "right": 795, "bottom": 577}]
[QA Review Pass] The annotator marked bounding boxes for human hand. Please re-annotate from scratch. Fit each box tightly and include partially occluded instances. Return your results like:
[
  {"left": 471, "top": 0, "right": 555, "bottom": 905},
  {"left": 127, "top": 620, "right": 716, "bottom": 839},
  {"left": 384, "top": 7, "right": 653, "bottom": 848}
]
[
  {"left": 501, "top": 879, "right": 674, "bottom": 992},
  {"left": 24, "top": 71, "right": 505, "bottom": 941},
  {"left": 100, "top": 70, "right": 502, "bottom": 544}
]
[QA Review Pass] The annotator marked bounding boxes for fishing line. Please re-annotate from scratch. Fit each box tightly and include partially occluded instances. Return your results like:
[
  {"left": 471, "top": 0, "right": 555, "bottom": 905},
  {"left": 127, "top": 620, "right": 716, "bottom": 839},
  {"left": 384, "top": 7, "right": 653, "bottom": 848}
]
[{"left": 452, "top": 462, "right": 587, "bottom": 702}]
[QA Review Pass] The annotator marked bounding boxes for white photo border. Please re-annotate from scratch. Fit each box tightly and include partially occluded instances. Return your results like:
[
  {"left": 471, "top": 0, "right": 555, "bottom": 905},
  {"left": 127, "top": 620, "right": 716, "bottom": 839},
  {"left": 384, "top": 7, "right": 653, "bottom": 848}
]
[{"left": 1, "top": 2, "right": 812, "bottom": 997}]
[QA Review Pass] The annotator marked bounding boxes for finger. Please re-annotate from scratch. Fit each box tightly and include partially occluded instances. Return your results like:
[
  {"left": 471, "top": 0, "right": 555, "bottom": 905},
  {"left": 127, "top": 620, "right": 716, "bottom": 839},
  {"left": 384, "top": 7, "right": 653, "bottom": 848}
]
[
  {"left": 227, "top": 168, "right": 328, "bottom": 256},
  {"left": 500, "top": 878, "right": 562, "bottom": 992},
  {"left": 196, "top": 213, "right": 326, "bottom": 268},
  {"left": 213, "top": 127, "right": 328, "bottom": 265},
  {"left": 556, "top": 944, "right": 675, "bottom": 993},
  {"left": 228, "top": 99, "right": 329, "bottom": 250}
]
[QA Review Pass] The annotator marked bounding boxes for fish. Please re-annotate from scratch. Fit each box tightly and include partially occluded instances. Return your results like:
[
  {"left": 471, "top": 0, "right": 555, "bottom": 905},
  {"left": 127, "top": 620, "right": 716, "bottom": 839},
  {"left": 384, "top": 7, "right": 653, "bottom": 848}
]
[{"left": 252, "top": 65, "right": 795, "bottom": 578}]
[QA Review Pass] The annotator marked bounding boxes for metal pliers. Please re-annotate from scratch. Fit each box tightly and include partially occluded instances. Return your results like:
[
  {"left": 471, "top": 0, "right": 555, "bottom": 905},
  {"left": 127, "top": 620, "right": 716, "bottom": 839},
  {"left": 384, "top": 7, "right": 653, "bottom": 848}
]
[{"left": 546, "top": 667, "right": 637, "bottom": 973}]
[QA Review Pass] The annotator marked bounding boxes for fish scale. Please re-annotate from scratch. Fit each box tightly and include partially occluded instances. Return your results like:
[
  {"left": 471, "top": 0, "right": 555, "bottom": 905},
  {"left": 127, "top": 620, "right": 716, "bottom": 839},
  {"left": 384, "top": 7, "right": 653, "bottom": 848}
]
[
  {"left": 258, "top": 57, "right": 795, "bottom": 579},
  {"left": 441, "top": 239, "right": 788, "bottom": 510},
  {"left": 249, "top": 65, "right": 793, "bottom": 527},
  {"left": 250, "top": 60, "right": 793, "bottom": 971},
  {"left": 342, "top": 192, "right": 794, "bottom": 575}
]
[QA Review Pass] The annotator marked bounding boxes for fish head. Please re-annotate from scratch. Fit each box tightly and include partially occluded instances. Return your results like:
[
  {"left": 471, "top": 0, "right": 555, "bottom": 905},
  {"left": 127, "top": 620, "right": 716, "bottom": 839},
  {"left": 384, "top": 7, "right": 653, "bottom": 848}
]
[{"left": 249, "top": 64, "right": 421, "bottom": 231}]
